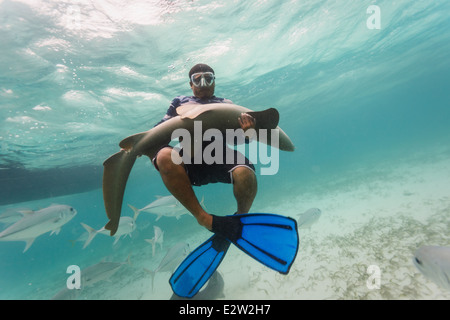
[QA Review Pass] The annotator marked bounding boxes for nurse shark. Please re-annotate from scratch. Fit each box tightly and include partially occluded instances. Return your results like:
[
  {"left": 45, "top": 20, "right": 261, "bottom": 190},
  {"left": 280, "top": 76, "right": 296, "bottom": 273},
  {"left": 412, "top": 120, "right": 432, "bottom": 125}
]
[{"left": 102, "top": 103, "right": 295, "bottom": 235}]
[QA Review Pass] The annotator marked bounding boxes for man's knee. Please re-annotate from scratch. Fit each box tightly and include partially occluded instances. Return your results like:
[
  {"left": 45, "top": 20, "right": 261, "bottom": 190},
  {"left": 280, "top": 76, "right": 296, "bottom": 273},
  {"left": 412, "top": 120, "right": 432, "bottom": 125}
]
[
  {"left": 155, "top": 148, "right": 183, "bottom": 173},
  {"left": 232, "top": 166, "right": 256, "bottom": 185}
]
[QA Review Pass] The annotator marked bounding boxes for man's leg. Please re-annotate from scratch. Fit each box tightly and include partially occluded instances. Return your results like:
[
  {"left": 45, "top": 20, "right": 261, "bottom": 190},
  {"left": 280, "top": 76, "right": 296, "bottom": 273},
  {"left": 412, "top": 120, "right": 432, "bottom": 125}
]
[
  {"left": 155, "top": 147, "right": 212, "bottom": 230},
  {"left": 231, "top": 166, "right": 257, "bottom": 214}
]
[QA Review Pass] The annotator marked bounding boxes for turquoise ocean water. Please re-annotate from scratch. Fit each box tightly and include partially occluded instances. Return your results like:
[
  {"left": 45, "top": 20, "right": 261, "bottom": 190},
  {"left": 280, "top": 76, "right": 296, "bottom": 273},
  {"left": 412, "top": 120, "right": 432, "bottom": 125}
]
[{"left": 1, "top": 0, "right": 449, "bottom": 300}]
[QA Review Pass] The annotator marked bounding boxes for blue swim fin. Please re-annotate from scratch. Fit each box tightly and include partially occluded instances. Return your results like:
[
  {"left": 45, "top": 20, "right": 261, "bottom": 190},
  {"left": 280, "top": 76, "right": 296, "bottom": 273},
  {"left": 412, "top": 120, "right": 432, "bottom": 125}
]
[
  {"left": 169, "top": 234, "right": 230, "bottom": 298},
  {"left": 169, "top": 213, "right": 299, "bottom": 298},
  {"left": 212, "top": 213, "right": 299, "bottom": 274}
]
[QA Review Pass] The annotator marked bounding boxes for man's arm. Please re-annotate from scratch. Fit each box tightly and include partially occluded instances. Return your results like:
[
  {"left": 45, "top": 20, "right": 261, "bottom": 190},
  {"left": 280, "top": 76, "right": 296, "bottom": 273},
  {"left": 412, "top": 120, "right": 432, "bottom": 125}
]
[{"left": 153, "top": 97, "right": 182, "bottom": 127}]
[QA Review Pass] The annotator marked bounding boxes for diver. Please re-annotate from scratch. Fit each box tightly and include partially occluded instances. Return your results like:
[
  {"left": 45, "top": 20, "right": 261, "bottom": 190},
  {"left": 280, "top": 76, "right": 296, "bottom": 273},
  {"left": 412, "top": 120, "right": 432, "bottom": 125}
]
[
  {"left": 148, "top": 64, "right": 298, "bottom": 298},
  {"left": 151, "top": 63, "right": 257, "bottom": 231},
  {"left": 101, "top": 64, "right": 297, "bottom": 298}
]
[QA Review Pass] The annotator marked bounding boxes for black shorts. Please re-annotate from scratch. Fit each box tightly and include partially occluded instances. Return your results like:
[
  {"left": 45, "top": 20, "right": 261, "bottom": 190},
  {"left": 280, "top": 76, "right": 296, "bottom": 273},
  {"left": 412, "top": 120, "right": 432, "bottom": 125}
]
[{"left": 152, "top": 145, "right": 255, "bottom": 186}]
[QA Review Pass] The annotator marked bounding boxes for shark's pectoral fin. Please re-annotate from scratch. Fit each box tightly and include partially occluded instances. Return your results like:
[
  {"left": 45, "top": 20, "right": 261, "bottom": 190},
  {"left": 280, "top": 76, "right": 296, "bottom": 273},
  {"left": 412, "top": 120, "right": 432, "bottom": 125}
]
[
  {"left": 119, "top": 131, "right": 147, "bottom": 150},
  {"left": 103, "top": 150, "right": 137, "bottom": 236}
]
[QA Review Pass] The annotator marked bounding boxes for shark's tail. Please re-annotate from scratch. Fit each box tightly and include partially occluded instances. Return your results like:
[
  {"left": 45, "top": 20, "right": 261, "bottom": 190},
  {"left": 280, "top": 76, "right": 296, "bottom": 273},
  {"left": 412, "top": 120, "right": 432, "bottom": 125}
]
[{"left": 103, "top": 150, "right": 137, "bottom": 236}]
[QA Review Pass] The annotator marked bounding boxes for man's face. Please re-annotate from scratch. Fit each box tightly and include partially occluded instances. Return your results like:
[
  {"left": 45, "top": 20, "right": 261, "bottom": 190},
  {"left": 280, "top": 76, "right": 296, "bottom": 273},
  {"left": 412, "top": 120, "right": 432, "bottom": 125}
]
[
  {"left": 191, "top": 82, "right": 215, "bottom": 99},
  {"left": 190, "top": 72, "right": 215, "bottom": 99}
]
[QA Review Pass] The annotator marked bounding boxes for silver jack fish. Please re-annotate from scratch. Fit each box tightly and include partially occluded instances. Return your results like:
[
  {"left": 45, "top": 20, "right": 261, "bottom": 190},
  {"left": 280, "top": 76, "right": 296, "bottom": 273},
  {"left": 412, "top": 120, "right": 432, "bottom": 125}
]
[
  {"left": 51, "top": 256, "right": 131, "bottom": 300},
  {"left": 0, "top": 204, "right": 77, "bottom": 252},
  {"left": 128, "top": 195, "right": 203, "bottom": 221},
  {"left": 81, "top": 256, "right": 131, "bottom": 288},
  {"left": 145, "top": 225, "right": 164, "bottom": 257},
  {"left": 80, "top": 216, "right": 136, "bottom": 249}
]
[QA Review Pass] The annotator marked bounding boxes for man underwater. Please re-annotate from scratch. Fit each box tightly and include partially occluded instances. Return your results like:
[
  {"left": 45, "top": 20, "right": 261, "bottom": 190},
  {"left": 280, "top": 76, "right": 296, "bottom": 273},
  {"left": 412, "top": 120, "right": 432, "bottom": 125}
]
[
  {"left": 102, "top": 63, "right": 299, "bottom": 298},
  {"left": 151, "top": 63, "right": 257, "bottom": 230}
]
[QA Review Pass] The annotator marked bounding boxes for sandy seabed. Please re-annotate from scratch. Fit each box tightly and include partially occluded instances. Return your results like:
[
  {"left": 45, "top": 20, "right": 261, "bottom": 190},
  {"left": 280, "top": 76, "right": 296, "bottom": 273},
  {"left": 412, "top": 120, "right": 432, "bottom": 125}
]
[
  {"left": 96, "top": 146, "right": 450, "bottom": 300},
  {"left": 3, "top": 146, "right": 450, "bottom": 300}
]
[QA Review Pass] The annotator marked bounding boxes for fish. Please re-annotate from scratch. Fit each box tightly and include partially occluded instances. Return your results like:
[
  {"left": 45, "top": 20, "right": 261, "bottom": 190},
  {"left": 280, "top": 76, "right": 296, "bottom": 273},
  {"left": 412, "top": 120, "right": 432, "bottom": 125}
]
[
  {"left": 0, "top": 204, "right": 77, "bottom": 252},
  {"left": 297, "top": 208, "right": 322, "bottom": 230},
  {"left": 51, "top": 256, "right": 131, "bottom": 300},
  {"left": 413, "top": 245, "right": 450, "bottom": 291},
  {"left": 145, "top": 225, "right": 164, "bottom": 257},
  {"left": 80, "top": 216, "right": 136, "bottom": 249},
  {"left": 128, "top": 195, "right": 201, "bottom": 221},
  {"left": 103, "top": 104, "right": 295, "bottom": 236},
  {"left": 145, "top": 242, "right": 190, "bottom": 291},
  {"left": 170, "top": 271, "right": 225, "bottom": 300},
  {"left": 81, "top": 256, "right": 131, "bottom": 288}
]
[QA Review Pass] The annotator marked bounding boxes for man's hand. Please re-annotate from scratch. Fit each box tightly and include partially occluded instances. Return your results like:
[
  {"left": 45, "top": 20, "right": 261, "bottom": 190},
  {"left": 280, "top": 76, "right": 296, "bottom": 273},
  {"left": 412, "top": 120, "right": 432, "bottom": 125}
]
[{"left": 238, "top": 113, "right": 256, "bottom": 131}]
